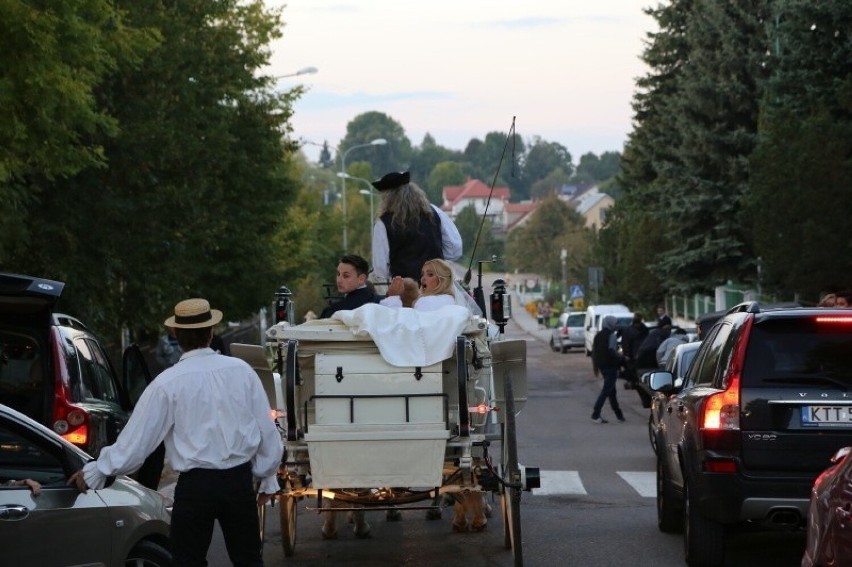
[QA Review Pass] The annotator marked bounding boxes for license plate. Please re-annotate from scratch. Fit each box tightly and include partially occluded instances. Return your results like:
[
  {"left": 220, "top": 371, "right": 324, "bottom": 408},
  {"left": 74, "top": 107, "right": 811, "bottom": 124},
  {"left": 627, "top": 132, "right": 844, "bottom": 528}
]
[{"left": 801, "top": 406, "right": 852, "bottom": 427}]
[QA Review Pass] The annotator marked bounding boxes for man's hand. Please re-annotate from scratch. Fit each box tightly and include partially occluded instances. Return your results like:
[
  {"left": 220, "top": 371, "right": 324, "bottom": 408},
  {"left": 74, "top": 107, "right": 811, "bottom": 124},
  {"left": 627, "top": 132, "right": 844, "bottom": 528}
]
[
  {"left": 67, "top": 470, "right": 89, "bottom": 493},
  {"left": 386, "top": 276, "right": 404, "bottom": 297}
]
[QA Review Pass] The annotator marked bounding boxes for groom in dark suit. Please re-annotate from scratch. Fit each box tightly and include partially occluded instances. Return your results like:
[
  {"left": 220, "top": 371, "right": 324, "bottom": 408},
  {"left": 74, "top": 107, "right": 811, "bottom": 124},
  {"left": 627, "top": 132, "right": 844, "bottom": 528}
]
[{"left": 319, "top": 254, "right": 381, "bottom": 318}]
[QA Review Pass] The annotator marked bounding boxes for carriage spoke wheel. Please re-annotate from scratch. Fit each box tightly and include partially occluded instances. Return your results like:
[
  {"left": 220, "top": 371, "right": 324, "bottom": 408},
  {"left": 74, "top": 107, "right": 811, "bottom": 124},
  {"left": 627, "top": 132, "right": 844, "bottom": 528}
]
[
  {"left": 501, "top": 373, "right": 523, "bottom": 566},
  {"left": 279, "top": 490, "right": 297, "bottom": 557}
]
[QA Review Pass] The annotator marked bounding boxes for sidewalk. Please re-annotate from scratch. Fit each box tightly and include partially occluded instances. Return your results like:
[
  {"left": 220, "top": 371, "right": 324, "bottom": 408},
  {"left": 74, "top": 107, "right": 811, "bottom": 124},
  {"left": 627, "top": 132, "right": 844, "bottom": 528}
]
[
  {"left": 465, "top": 267, "right": 550, "bottom": 344},
  {"left": 508, "top": 290, "right": 552, "bottom": 344}
]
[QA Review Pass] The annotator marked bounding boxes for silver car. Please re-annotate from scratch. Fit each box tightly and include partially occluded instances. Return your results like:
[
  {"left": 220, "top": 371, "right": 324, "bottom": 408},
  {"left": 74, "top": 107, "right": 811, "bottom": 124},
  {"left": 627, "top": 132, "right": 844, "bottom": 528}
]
[
  {"left": 0, "top": 403, "right": 173, "bottom": 566},
  {"left": 550, "top": 312, "right": 585, "bottom": 353}
]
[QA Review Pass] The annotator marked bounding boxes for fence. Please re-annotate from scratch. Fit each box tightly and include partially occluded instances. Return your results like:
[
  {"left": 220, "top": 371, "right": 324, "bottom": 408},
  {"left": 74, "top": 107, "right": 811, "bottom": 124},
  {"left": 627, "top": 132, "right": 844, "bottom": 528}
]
[{"left": 665, "top": 284, "right": 796, "bottom": 323}]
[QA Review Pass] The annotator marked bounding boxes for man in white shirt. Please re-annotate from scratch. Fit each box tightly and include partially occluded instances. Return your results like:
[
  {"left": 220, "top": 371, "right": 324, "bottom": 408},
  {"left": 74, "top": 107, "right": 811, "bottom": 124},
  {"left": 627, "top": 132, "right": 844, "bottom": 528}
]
[{"left": 69, "top": 298, "right": 282, "bottom": 567}]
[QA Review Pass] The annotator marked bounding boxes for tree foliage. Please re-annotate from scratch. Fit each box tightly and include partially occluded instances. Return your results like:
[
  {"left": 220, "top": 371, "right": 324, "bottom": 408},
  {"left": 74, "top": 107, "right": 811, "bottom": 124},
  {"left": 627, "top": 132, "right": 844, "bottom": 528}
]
[
  {"left": 505, "top": 194, "right": 589, "bottom": 282},
  {"left": 5, "top": 0, "right": 301, "bottom": 340},
  {"left": 0, "top": 1, "right": 159, "bottom": 260}
]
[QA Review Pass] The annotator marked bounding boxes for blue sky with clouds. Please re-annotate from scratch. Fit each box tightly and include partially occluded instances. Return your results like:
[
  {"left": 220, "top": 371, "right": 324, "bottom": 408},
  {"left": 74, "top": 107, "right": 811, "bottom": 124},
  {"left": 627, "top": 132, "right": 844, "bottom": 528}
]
[{"left": 266, "top": 1, "right": 655, "bottom": 162}]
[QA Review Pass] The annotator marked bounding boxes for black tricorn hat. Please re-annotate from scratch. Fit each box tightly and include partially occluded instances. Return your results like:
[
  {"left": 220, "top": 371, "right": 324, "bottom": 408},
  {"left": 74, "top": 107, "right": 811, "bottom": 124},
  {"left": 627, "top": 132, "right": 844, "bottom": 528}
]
[{"left": 371, "top": 171, "right": 410, "bottom": 191}]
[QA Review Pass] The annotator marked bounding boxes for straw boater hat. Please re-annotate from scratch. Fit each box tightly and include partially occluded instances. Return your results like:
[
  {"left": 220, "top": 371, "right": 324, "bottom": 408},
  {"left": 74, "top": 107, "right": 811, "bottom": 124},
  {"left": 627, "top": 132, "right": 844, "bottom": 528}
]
[{"left": 164, "top": 298, "right": 223, "bottom": 329}]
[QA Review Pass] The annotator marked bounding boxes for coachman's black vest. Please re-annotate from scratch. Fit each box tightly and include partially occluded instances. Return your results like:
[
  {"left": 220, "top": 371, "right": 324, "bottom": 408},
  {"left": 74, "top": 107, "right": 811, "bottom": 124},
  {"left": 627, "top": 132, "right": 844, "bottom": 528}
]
[{"left": 381, "top": 208, "right": 443, "bottom": 280}]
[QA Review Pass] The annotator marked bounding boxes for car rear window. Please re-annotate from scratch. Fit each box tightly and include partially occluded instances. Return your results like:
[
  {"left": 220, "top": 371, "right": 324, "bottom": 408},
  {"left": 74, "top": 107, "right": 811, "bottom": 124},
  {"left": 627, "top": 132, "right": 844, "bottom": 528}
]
[
  {"left": 742, "top": 317, "right": 852, "bottom": 387},
  {"left": 567, "top": 314, "right": 584, "bottom": 326},
  {"left": 0, "top": 331, "right": 43, "bottom": 420}
]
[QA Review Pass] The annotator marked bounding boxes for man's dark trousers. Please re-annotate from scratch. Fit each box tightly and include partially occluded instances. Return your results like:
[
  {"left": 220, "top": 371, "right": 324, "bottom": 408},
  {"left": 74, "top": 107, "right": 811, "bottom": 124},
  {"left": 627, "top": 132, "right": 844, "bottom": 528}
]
[
  {"left": 171, "top": 461, "right": 263, "bottom": 567},
  {"left": 592, "top": 367, "right": 624, "bottom": 420}
]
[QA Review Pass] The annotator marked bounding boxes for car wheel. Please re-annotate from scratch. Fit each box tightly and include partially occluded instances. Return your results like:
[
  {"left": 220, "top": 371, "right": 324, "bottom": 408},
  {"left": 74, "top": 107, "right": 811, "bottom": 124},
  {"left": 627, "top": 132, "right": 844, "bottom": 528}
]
[
  {"left": 656, "top": 456, "right": 681, "bottom": 533},
  {"left": 561, "top": 345, "right": 569, "bottom": 354},
  {"left": 125, "top": 540, "right": 173, "bottom": 567},
  {"left": 683, "top": 478, "right": 725, "bottom": 566},
  {"left": 549, "top": 338, "right": 559, "bottom": 352}
]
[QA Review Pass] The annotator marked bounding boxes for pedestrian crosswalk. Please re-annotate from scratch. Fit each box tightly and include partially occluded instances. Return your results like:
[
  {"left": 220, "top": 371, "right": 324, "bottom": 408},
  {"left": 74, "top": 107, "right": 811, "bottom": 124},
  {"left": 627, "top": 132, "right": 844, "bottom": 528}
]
[
  {"left": 531, "top": 470, "right": 655, "bottom": 498},
  {"left": 159, "top": 471, "right": 657, "bottom": 502}
]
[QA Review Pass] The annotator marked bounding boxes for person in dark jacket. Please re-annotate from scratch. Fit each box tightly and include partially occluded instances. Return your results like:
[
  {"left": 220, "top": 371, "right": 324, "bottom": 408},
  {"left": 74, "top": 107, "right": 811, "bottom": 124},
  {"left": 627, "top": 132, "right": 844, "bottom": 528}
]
[
  {"left": 620, "top": 312, "right": 649, "bottom": 390},
  {"left": 633, "top": 321, "right": 672, "bottom": 408},
  {"left": 319, "top": 255, "right": 381, "bottom": 319},
  {"left": 370, "top": 171, "right": 462, "bottom": 281},
  {"left": 591, "top": 315, "right": 626, "bottom": 424}
]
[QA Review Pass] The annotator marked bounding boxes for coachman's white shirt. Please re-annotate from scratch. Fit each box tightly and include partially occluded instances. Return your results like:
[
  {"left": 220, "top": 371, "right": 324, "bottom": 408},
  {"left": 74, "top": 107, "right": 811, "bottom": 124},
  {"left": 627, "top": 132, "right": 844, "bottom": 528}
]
[{"left": 82, "top": 348, "right": 283, "bottom": 494}]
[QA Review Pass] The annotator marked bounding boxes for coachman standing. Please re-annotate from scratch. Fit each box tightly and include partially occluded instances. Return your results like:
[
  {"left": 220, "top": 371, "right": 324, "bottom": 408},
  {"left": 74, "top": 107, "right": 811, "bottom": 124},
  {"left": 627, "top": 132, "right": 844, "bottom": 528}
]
[{"left": 371, "top": 171, "right": 463, "bottom": 281}]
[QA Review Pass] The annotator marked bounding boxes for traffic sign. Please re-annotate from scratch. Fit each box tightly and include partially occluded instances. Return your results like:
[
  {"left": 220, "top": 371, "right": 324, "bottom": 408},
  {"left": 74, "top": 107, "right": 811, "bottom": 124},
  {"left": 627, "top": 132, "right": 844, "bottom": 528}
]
[{"left": 570, "top": 284, "right": 584, "bottom": 299}]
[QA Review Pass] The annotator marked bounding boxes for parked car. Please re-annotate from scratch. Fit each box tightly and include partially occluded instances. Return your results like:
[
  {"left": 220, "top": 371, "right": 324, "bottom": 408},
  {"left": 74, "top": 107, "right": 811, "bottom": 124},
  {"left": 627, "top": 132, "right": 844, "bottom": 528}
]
[
  {"left": 0, "top": 272, "right": 153, "bottom": 458},
  {"left": 645, "top": 340, "right": 701, "bottom": 455},
  {"left": 648, "top": 302, "right": 852, "bottom": 566},
  {"left": 583, "top": 304, "right": 631, "bottom": 356},
  {"left": 550, "top": 311, "right": 585, "bottom": 353},
  {"left": 802, "top": 446, "right": 852, "bottom": 567},
  {"left": 0, "top": 403, "right": 173, "bottom": 565}
]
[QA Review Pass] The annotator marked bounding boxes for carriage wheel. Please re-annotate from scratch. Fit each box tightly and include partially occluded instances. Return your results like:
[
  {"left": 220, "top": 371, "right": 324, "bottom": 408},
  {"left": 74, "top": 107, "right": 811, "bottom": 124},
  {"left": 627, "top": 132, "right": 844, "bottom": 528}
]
[
  {"left": 279, "top": 492, "right": 297, "bottom": 557},
  {"left": 456, "top": 336, "right": 469, "bottom": 437},
  {"left": 285, "top": 339, "right": 298, "bottom": 441},
  {"left": 501, "top": 373, "right": 524, "bottom": 566}
]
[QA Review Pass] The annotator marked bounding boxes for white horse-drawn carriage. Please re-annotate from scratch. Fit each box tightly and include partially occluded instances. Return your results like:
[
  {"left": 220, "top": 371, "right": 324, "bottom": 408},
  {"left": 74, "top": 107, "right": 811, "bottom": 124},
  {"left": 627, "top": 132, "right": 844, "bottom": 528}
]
[{"left": 233, "top": 280, "right": 538, "bottom": 564}]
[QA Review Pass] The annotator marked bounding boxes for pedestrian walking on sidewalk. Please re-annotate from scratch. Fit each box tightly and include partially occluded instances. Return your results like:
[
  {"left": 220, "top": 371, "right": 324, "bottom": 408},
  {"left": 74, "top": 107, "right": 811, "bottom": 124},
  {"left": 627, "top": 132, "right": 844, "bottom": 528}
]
[{"left": 591, "top": 315, "right": 626, "bottom": 424}]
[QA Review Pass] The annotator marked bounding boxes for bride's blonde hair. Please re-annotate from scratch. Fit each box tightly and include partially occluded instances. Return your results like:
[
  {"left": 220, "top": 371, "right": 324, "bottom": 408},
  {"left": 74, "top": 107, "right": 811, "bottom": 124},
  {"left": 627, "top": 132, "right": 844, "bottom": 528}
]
[{"left": 421, "top": 259, "right": 454, "bottom": 296}]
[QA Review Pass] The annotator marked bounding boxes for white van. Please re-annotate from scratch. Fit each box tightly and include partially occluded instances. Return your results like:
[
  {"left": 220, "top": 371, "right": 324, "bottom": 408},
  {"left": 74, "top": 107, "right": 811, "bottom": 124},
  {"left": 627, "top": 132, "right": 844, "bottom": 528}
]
[{"left": 583, "top": 304, "right": 631, "bottom": 356}]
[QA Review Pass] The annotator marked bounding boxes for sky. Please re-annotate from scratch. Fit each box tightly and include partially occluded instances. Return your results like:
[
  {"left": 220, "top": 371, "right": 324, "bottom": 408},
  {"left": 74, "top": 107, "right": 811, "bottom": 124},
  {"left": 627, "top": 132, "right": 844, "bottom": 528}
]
[{"left": 265, "top": 1, "right": 656, "bottom": 163}]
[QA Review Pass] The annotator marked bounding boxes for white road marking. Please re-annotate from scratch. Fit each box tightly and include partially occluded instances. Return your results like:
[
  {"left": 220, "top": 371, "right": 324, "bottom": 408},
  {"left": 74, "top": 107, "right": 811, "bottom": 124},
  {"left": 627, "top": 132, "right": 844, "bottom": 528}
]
[
  {"left": 617, "top": 471, "right": 656, "bottom": 498},
  {"left": 528, "top": 470, "right": 656, "bottom": 498},
  {"left": 156, "top": 471, "right": 656, "bottom": 500},
  {"left": 531, "top": 470, "right": 587, "bottom": 496}
]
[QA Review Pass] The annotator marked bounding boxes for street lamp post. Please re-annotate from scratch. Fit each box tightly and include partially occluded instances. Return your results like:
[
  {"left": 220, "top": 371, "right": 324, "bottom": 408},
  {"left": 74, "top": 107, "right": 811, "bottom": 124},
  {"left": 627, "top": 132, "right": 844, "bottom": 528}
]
[
  {"left": 358, "top": 189, "right": 375, "bottom": 224},
  {"left": 339, "top": 138, "right": 387, "bottom": 252}
]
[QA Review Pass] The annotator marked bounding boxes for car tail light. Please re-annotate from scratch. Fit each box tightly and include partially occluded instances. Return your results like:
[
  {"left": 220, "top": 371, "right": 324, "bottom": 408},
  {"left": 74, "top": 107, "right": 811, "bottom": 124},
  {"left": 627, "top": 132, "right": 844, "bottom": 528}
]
[
  {"left": 701, "top": 316, "right": 754, "bottom": 432},
  {"left": 814, "top": 316, "right": 852, "bottom": 324},
  {"left": 704, "top": 459, "right": 737, "bottom": 473},
  {"left": 53, "top": 398, "right": 90, "bottom": 448},
  {"left": 702, "top": 376, "right": 741, "bottom": 430}
]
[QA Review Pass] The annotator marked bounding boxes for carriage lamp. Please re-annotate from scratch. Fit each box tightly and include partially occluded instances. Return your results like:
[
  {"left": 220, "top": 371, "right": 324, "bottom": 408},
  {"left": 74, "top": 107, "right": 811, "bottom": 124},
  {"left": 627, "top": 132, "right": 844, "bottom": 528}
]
[
  {"left": 490, "top": 278, "right": 512, "bottom": 333},
  {"left": 274, "top": 285, "right": 293, "bottom": 325}
]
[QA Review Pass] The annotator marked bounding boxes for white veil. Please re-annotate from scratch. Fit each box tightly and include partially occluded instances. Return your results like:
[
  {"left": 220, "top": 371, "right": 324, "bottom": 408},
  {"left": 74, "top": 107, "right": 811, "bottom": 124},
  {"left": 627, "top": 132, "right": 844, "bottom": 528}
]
[{"left": 453, "top": 281, "right": 484, "bottom": 316}]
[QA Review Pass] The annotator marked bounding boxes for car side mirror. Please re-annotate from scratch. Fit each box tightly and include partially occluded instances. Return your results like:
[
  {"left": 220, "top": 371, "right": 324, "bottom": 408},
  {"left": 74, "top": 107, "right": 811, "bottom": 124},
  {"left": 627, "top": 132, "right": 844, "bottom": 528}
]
[{"left": 648, "top": 371, "right": 674, "bottom": 393}]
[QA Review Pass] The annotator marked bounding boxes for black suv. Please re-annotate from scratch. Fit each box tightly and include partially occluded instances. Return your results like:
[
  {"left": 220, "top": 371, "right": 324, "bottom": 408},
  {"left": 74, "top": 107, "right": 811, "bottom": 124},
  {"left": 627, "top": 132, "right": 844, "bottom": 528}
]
[
  {"left": 649, "top": 302, "right": 852, "bottom": 566},
  {"left": 0, "top": 272, "right": 153, "bottom": 458}
]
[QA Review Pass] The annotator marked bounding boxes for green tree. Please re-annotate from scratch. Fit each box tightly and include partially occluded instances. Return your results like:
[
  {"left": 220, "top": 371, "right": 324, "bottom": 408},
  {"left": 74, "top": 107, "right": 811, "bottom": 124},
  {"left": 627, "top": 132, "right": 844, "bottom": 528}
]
[
  {"left": 530, "top": 167, "right": 572, "bottom": 200},
  {"left": 7, "top": 0, "right": 301, "bottom": 340},
  {"left": 339, "top": 111, "right": 412, "bottom": 175},
  {"left": 426, "top": 161, "right": 466, "bottom": 204},
  {"left": 464, "top": 131, "right": 524, "bottom": 200},
  {"left": 523, "top": 138, "right": 573, "bottom": 195},
  {"left": 573, "top": 151, "right": 621, "bottom": 184},
  {"left": 0, "top": 0, "right": 159, "bottom": 260},
  {"left": 746, "top": 0, "right": 852, "bottom": 300},
  {"left": 454, "top": 204, "right": 503, "bottom": 269},
  {"left": 505, "top": 194, "right": 589, "bottom": 282},
  {"left": 409, "top": 133, "right": 462, "bottom": 202}
]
